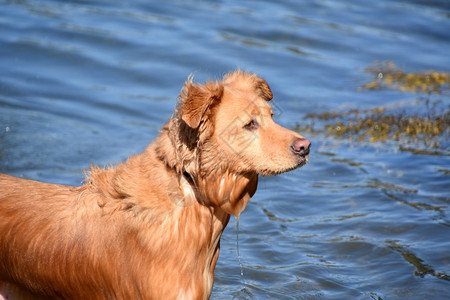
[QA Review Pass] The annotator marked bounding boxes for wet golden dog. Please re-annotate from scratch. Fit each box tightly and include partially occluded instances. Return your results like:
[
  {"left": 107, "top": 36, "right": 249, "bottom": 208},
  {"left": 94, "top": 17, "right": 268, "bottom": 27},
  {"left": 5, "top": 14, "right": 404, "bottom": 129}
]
[{"left": 0, "top": 71, "right": 310, "bottom": 299}]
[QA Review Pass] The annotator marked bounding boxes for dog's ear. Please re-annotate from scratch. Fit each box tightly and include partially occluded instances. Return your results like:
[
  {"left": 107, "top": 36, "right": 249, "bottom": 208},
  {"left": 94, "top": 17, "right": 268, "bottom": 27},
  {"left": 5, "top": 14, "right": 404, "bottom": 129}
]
[
  {"left": 255, "top": 78, "right": 273, "bottom": 101},
  {"left": 179, "top": 79, "right": 224, "bottom": 128}
]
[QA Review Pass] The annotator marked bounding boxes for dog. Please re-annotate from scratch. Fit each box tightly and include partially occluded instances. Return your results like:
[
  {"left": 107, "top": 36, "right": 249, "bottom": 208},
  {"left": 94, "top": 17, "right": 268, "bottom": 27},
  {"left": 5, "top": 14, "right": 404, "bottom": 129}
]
[{"left": 0, "top": 70, "right": 310, "bottom": 299}]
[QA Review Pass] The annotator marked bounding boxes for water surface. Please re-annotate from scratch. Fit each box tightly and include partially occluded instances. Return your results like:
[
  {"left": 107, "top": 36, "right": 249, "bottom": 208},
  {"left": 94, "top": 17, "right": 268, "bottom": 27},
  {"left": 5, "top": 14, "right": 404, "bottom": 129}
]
[{"left": 1, "top": 0, "right": 449, "bottom": 299}]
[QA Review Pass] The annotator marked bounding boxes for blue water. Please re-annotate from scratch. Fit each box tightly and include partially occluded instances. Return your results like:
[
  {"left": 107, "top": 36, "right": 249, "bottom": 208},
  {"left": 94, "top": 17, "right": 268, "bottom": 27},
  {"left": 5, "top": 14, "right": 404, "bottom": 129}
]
[{"left": 1, "top": 0, "right": 449, "bottom": 299}]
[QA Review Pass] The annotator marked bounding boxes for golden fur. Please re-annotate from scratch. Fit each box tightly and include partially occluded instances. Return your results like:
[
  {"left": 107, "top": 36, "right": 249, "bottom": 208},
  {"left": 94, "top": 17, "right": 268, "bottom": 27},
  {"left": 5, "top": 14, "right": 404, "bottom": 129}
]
[{"left": 0, "top": 71, "right": 310, "bottom": 299}]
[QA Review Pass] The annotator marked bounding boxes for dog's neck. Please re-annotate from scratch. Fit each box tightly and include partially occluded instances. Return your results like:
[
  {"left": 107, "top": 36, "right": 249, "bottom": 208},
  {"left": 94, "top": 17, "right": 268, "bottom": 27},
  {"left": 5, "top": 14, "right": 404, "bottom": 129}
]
[
  {"left": 181, "top": 168, "right": 257, "bottom": 214},
  {"left": 195, "top": 170, "right": 258, "bottom": 217},
  {"left": 153, "top": 127, "right": 259, "bottom": 217},
  {"left": 85, "top": 141, "right": 258, "bottom": 298}
]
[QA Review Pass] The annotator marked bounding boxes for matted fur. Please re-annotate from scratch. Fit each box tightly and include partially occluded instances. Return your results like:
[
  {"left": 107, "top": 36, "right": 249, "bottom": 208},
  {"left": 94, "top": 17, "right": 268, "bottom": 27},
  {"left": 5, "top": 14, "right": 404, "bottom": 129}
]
[{"left": 0, "top": 70, "right": 310, "bottom": 299}]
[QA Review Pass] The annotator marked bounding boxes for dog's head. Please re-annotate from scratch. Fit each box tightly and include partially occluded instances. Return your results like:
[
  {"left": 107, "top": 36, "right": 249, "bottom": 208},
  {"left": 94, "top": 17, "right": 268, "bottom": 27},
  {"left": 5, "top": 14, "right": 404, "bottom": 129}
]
[{"left": 156, "top": 71, "right": 310, "bottom": 215}]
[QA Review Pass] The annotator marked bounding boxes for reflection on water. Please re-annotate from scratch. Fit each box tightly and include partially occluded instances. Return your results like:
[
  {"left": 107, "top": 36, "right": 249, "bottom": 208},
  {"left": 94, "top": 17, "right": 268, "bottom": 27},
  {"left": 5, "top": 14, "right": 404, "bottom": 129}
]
[{"left": 1, "top": 0, "right": 449, "bottom": 298}]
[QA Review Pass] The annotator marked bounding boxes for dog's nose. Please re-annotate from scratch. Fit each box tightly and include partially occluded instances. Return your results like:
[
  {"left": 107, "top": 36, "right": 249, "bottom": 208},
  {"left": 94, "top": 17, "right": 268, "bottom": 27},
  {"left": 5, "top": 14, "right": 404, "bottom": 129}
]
[{"left": 291, "top": 138, "right": 311, "bottom": 156}]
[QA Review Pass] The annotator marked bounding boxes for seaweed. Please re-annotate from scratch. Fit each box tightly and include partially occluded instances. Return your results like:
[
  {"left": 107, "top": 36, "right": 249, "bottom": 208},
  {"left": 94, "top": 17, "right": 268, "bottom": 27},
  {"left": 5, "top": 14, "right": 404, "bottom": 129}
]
[
  {"left": 360, "top": 61, "right": 450, "bottom": 94},
  {"left": 299, "top": 103, "right": 448, "bottom": 146},
  {"left": 297, "top": 62, "right": 450, "bottom": 154}
]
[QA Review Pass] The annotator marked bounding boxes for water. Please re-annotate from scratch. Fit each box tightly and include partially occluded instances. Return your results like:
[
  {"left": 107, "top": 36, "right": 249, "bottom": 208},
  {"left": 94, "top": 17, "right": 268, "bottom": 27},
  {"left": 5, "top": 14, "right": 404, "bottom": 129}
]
[{"left": 1, "top": 0, "right": 449, "bottom": 298}]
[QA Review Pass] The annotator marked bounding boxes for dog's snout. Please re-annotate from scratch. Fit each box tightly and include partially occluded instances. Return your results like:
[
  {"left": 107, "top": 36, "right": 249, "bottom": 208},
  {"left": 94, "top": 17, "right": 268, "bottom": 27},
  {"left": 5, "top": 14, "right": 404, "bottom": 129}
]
[{"left": 291, "top": 138, "right": 311, "bottom": 156}]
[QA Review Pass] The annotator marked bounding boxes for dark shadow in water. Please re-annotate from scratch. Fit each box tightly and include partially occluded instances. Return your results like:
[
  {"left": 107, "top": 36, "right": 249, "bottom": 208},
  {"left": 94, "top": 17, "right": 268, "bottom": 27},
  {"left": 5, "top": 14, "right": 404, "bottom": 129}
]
[
  {"left": 262, "top": 207, "right": 301, "bottom": 223},
  {"left": 342, "top": 179, "right": 418, "bottom": 194},
  {"left": 386, "top": 241, "right": 450, "bottom": 281},
  {"left": 383, "top": 191, "right": 450, "bottom": 227},
  {"left": 383, "top": 191, "right": 444, "bottom": 212},
  {"left": 331, "top": 158, "right": 369, "bottom": 174}
]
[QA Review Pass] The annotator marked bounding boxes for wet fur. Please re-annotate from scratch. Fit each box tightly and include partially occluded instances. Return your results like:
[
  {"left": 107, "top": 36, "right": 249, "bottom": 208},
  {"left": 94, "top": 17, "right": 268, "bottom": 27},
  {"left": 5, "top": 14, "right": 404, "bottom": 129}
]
[{"left": 0, "top": 71, "right": 309, "bottom": 299}]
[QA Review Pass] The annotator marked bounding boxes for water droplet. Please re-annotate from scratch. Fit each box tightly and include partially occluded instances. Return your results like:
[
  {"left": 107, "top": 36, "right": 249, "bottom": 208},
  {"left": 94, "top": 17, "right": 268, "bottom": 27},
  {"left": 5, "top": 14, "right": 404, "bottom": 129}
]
[{"left": 236, "top": 216, "right": 244, "bottom": 277}]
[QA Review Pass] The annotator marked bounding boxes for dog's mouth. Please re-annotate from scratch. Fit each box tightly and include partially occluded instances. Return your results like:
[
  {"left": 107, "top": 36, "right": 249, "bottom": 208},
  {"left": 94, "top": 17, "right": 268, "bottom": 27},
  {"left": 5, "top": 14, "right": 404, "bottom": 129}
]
[
  {"left": 297, "top": 154, "right": 309, "bottom": 167},
  {"left": 259, "top": 153, "right": 309, "bottom": 176},
  {"left": 287, "top": 148, "right": 310, "bottom": 172},
  {"left": 291, "top": 153, "right": 309, "bottom": 171}
]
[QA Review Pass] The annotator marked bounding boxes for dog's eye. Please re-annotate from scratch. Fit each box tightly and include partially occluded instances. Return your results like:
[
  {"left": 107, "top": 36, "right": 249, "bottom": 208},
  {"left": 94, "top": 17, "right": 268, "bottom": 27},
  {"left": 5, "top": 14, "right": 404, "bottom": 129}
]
[{"left": 243, "top": 120, "right": 258, "bottom": 130}]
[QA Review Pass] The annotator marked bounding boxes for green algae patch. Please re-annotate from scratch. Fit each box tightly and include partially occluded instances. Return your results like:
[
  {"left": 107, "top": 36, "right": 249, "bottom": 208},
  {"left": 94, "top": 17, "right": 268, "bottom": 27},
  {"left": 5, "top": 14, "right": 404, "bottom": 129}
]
[
  {"left": 297, "top": 63, "right": 450, "bottom": 155},
  {"left": 324, "top": 108, "right": 448, "bottom": 146},
  {"left": 360, "top": 62, "right": 450, "bottom": 94},
  {"left": 297, "top": 102, "right": 449, "bottom": 155}
]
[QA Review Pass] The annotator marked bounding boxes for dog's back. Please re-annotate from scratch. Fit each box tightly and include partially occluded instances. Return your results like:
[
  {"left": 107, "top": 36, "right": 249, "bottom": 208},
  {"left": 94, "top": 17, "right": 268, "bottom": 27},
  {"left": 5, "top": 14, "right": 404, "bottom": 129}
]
[
  {"left": 0, "top": 174, "right": 123, "bottom": 299},
  {"left": 0, "top": 166, "right": 225, "bottom": 299}
]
